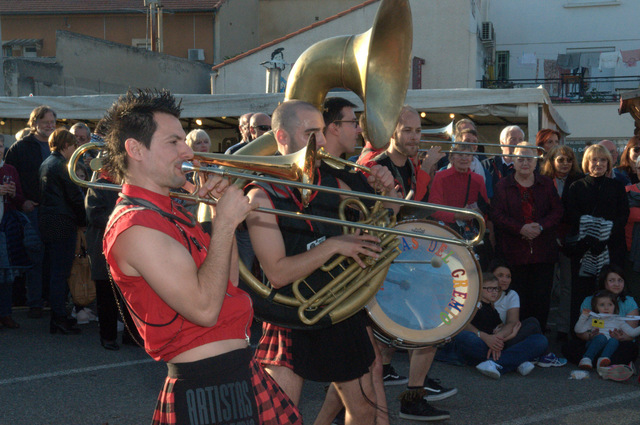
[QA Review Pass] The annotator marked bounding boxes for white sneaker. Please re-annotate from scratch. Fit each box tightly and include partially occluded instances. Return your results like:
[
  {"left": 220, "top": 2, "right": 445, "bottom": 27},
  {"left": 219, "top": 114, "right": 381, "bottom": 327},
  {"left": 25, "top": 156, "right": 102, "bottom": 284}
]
[
  {"left": 517, "top": 361, "right": 535, "bottom": 376},
  {"left": 579, "top": 357, "right": 593, "bottom": 370},
  {"left": 476, "top": 360, "right": 502, "bottom": 379},
  {"left": 75, "top": 309, "right": 90, "bottom": 325},
  {"left": 83, "top": 308, "right": 98, "bottom": 322}
]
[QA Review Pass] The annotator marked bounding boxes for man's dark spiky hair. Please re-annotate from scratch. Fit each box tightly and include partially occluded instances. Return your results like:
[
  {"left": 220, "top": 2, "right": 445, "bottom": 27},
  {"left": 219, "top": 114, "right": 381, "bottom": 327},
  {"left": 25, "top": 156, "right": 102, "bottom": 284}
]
[{"left": 102, "top": 89, "right": 182, "bottom": 183}]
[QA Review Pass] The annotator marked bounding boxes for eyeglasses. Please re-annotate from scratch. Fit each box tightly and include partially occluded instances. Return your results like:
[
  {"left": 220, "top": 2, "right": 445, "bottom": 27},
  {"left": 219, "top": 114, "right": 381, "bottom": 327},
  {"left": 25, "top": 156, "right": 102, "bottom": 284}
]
[
  {"left": 252, "top": 125, "right": 271, "bottom": 131},
  {"left": 482, "top": 287, "right": 500, "bottom": 292},
  {"left": 555, "top": 157, "right": 572, "bottom": 164},
  {"left": 333, "top": 120, "right": 359, "bottom": 128}
]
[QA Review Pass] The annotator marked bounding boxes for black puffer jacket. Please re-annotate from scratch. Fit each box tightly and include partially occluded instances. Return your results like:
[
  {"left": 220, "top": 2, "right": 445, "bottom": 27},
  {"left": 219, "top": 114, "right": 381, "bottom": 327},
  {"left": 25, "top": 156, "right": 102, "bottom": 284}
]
[{"left": 38, "top": 151, "right": 86, "bottom": 241}]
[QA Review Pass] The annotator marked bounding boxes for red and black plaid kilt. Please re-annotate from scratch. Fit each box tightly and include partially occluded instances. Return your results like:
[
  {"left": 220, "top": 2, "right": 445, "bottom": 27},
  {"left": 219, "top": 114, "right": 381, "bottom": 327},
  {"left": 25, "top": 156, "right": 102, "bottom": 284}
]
[
  {"left": 254, "top": 323, "right": 294, "bottom": 369},
  {"left": 250, "top": 359, "right": 302, "bottom": 424},
  {"left": 152, "top": 377, "right": 177, "bottom": 425}
]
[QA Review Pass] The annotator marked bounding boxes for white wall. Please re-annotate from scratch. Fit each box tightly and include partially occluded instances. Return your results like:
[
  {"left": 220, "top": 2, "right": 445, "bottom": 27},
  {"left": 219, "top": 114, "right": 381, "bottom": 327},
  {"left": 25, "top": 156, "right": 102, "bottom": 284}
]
[
  {"left": 489, "top": 0, "right": 640, "bottom": 83},
  {"left": 211, "top": 0, "right": 490, "bottom": 96}
]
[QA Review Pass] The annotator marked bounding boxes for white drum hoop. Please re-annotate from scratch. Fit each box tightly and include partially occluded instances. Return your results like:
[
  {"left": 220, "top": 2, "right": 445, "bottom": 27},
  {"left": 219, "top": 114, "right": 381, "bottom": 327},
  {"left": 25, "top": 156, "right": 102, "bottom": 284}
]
[{"left": 366, "top": 219, "right": 481, "bottom": 349}]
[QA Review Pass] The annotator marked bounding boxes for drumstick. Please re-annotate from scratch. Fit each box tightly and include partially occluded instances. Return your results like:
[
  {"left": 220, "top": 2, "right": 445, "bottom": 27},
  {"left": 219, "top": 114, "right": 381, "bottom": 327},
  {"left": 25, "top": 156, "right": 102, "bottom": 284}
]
[{"left": 392, "top": 257, "right": 444, "bottom": 268}]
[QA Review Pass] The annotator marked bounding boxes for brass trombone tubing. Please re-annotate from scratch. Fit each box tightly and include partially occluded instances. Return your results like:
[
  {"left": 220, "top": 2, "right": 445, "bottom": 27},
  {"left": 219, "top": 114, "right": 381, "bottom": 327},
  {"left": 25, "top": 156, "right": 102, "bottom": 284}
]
[
  {"left": 182, "top": 162, "right": 486, "bottom": 248},
  {"left": 68, "top": 142, "right": 485, "bottom": 248},
  {"left": 419, "top": 140, "right": 547, "bottom": 153},
  {"left": 426, "top": 150, "right": 543, "bottom": 160}
]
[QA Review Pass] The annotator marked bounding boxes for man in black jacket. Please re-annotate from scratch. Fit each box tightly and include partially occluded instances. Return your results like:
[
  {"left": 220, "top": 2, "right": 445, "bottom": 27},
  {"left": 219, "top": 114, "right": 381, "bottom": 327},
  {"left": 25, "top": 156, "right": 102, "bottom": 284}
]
[{"left": 5, "top": 105, "right": 57, "bottom": 318}]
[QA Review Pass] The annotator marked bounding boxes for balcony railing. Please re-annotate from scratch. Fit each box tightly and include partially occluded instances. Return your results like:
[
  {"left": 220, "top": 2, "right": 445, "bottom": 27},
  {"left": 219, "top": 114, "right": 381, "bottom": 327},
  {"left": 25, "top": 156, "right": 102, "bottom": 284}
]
[{"left": 477, "top": 75, "right": 640, "bottom": 103}]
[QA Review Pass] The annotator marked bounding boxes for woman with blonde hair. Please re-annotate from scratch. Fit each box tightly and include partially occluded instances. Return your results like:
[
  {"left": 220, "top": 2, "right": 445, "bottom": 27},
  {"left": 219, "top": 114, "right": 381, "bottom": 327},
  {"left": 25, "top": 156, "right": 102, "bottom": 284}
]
[
  {"left": 185, "top": 129, "right": 211, "bottom": 153},
  {"left": 564, "top": 144, "right": 629, "bottom": 331}
]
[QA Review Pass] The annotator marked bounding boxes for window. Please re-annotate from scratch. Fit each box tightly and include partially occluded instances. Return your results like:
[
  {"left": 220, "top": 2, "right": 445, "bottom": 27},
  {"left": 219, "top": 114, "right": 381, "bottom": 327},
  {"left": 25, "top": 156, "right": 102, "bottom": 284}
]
[
  {"left": 496, "top": 51, "right": 509, "bottom": 81},
  {"left": 23, "top": 46, "right": 37, "bottom": 57},
  {"left": 131, "top": 38, "right": 151, "bottom": 51}
]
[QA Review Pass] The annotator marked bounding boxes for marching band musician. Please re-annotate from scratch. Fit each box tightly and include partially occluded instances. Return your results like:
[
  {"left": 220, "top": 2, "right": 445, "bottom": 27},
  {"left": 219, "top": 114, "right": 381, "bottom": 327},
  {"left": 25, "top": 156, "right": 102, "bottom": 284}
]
[
  {"left": 101, "top": 89, "right": 301, "bottom": 425},
  {"left": 245, "top": 99, "right": 395, "bottom": 425},
  {"left": 313, "top": 96, "right": 396, "bottom": 425},
  {"left": 363, "top": 106, "right": 454, "bottom": 422}
]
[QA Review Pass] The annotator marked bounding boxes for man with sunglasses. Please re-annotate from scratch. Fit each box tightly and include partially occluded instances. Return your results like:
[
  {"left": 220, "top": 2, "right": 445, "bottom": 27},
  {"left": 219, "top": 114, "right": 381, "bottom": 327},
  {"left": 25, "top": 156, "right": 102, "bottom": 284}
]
[{"left": 249, "top": 112, "right": 272, "bottom": 141}]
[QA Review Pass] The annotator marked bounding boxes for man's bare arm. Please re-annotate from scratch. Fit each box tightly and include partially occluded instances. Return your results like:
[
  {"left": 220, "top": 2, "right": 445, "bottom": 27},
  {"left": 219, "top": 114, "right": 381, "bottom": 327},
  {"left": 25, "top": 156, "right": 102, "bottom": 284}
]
[{"left": 245, "top": 188, "right": 382, "bottom": 288}]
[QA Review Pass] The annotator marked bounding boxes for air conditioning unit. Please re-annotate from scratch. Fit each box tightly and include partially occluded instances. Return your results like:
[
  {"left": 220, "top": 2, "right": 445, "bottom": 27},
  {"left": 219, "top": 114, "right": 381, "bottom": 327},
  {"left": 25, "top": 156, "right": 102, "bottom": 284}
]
[
  {"left": 480, "top": 22, "right": 495, "bottom": 43},
  {"left": 188, "top": 49, "right": 205, "bottom": 61}
]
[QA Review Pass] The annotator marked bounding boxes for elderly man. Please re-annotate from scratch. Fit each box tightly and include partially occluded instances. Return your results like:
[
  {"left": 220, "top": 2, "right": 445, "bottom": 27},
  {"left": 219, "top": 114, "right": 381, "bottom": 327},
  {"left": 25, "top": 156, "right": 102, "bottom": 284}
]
[
  {"left": 249, "top": 112, "right": 272, "bottom": 141},
  {"left": 246, "top": 100, "right": 395, "bottom": 425},
  {"left": 225, "top": 112, "right": 254, "bottom": 154},
  {"left": 101, "top": 89, "right": 300, "bottom": 424},
  {"left": 483, "top": 125, "right": 525, "bottom": 197}
]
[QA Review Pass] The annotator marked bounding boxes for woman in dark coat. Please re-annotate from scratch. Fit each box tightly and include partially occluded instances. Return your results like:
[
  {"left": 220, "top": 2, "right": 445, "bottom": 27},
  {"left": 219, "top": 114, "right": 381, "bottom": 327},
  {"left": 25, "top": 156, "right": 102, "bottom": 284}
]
[
  {"left": 39, "top": 129, "right": 86, "bottom": 334},
  {"left": 564, "top": 144, "right": 630, "bottom": 332},
  {"left": 491, "top": 143, "right": 563, "bottom": 331}
]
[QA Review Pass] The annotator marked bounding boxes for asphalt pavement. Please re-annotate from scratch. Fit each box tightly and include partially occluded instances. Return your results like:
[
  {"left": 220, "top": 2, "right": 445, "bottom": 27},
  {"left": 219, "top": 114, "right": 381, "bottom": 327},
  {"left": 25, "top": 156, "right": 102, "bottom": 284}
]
[{"left": 2, "top": 307, "right": 640, "bottom": 425}]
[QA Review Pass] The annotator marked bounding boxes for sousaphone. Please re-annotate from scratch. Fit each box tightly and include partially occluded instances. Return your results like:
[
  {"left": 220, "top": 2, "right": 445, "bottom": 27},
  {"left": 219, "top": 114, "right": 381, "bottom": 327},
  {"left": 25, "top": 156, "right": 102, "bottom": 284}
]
[{"left": 236, "top": 0, "right": 414, "bottom": 329}]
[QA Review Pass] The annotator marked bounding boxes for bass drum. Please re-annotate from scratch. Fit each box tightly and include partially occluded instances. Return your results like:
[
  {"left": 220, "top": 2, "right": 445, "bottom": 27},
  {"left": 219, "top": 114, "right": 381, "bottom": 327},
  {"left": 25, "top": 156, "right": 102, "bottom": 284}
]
[{"left": 366, "top": 220, "right": 481, "bottom": 349}]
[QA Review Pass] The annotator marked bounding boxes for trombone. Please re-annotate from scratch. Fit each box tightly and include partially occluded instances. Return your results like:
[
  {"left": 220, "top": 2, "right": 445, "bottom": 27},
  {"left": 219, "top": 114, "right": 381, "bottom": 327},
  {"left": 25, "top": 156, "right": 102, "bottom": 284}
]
[{"left": 68, "top": 140, "right": 486, "bottom": 248}]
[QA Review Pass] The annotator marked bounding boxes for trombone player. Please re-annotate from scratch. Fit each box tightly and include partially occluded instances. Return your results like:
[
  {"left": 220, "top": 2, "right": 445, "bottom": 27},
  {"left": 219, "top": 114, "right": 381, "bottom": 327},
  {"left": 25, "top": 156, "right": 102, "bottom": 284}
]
[
  {"left": 101, "top": 90, "right": 301, "bottom": 425},
  {"left": 246, "top": 100, "right": 395, "bottom": 425}
]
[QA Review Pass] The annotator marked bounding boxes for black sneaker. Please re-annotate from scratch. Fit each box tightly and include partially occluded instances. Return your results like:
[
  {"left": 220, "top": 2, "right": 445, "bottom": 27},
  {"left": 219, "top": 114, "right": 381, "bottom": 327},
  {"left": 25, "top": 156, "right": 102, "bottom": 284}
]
[
  {"left": 383, "top": 364, "right": 408, "bottom": 386},
  {"left": 400, "top": 389, "right": 450, "bottom": 422},
  {"left": 423, "top": 377, "right": 458, "bottom": 401}
]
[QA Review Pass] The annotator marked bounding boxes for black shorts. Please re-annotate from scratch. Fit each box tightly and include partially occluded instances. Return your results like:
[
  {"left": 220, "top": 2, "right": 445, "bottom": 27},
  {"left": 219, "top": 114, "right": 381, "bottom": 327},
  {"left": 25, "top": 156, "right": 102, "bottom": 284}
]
[
  {"left": 291, "top": 310, "right": 375, "bottom": 382},
  {"left": 153, "top": 347, "right": 301, "bottom": 425}
]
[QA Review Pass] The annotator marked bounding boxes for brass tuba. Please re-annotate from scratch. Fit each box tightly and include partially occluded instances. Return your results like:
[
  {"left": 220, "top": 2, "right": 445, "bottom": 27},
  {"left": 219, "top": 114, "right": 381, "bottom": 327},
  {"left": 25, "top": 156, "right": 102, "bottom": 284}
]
[{"left": 237, "top": 0, "right": 415, "bottom": 329}]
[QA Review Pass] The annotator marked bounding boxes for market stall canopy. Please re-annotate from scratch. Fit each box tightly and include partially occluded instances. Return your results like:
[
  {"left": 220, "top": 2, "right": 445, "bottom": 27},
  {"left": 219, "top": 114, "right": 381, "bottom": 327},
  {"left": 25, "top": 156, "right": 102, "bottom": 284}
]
[{"left": 0, "top": 87, "right": 569, "bottom": 138}]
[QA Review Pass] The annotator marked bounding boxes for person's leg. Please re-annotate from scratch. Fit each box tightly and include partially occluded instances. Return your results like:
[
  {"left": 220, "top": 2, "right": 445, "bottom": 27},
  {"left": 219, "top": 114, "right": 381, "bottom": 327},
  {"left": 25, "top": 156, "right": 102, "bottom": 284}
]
[
  {"left": 95, "top": 279, "right": 118, "bottom": 343},
  {"left": 531, "top": 263, "right": 555, "bottom": 331},
  {"left": 452, "top": 331, "right": 490, "bottom": 365},
  {"left": 313, "top": 326, "right": 389, "bottom": 425},
  {"left": 510, "top": 265, "right": 536, "bottom": 325},
  {"left": 408, "top": 347, "right": 435, "bottom": 387},
  {"left": 264, "top": 365, "right": 303, "bottom": 406},
  {"left": 46, "top": 233, "right": 76, "bottom": 318},
  {"left": 494, "top": 334, "right": 548, "bottom": 373},
  {"left": 555, "top": 252, "right": 573, "bottom": 335},
  {"left": 599, "top": 338, "right": 620, "bottom": 361},
  {"left": 334, "top": 373, "right": 376, "bottom": 425},
  {"left": 313, "top": 384, "right": 343, "bottom": 425},
  {"left": 505, "top": 317, "right": 542, "bottom": 348},
  {"left": 582, "top": 334, "right": 608, "bottom": 361},
  {"left": 23, "top": 208, "right": 44, "bottom": 311}
]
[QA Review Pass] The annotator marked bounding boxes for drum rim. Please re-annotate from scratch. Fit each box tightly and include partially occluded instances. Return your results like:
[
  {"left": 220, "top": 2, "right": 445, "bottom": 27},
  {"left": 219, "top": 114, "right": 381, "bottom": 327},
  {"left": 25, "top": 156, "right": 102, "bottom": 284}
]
[{"left": 366, "top": 218, "right": 482, "bottom": 348}]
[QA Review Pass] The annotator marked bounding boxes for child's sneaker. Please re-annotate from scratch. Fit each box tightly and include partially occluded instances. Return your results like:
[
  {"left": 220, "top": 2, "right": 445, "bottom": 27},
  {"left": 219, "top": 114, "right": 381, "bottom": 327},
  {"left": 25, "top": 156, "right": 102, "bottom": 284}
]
[
  {"left": 517, "top": 361, "right": 535, "bottom": 376},
  {"left": 534, "top": 353, "right": 568, "bottom": 367},
  {"left": 600, "top": 364, "right": 633, "bottom": 382},
  {"left": 476, "top": 360, "right": 502, "bottom": 379},
  {"left": 597, "top": 357, "right": 611, "bottom": 368},
  {"left": 578, "top": 357, "right": 593, "bottom": 370}
]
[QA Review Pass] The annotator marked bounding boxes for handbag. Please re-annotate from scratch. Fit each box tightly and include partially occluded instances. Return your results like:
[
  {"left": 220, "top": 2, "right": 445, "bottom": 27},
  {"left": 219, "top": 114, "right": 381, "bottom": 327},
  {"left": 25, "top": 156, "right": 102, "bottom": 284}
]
[{"left": 68, "top": 229, "right": 96, "bottom": 306}]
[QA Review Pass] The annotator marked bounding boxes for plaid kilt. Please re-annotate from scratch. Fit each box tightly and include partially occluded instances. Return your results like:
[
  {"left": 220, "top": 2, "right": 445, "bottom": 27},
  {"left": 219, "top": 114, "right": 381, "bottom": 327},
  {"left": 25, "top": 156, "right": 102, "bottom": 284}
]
[
  {"left": 250, "top": 359, "right": 302, "bottom": 424},
  {"left": 151, "top": 347, "right": 301, "bottom": 425},
  {"left": 254, "top": 323, "right": 294, "bottom": 369}
]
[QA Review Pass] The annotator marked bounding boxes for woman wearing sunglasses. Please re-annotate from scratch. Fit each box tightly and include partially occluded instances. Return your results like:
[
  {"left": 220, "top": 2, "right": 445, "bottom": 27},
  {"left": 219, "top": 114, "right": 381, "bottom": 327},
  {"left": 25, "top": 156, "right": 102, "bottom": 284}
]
[
  {"left": 616, "top": 136, "right": 640, "bottom": 185},
  {"left": 541, "top": 145, "right": 583, "bottom": 340}
]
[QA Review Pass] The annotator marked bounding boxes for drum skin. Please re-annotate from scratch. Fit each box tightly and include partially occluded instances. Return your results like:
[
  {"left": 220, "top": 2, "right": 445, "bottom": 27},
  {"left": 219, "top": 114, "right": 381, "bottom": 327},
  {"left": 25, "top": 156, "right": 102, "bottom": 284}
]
[{"left": 367, "top": 220, "right": 481, "bottom": 348}]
